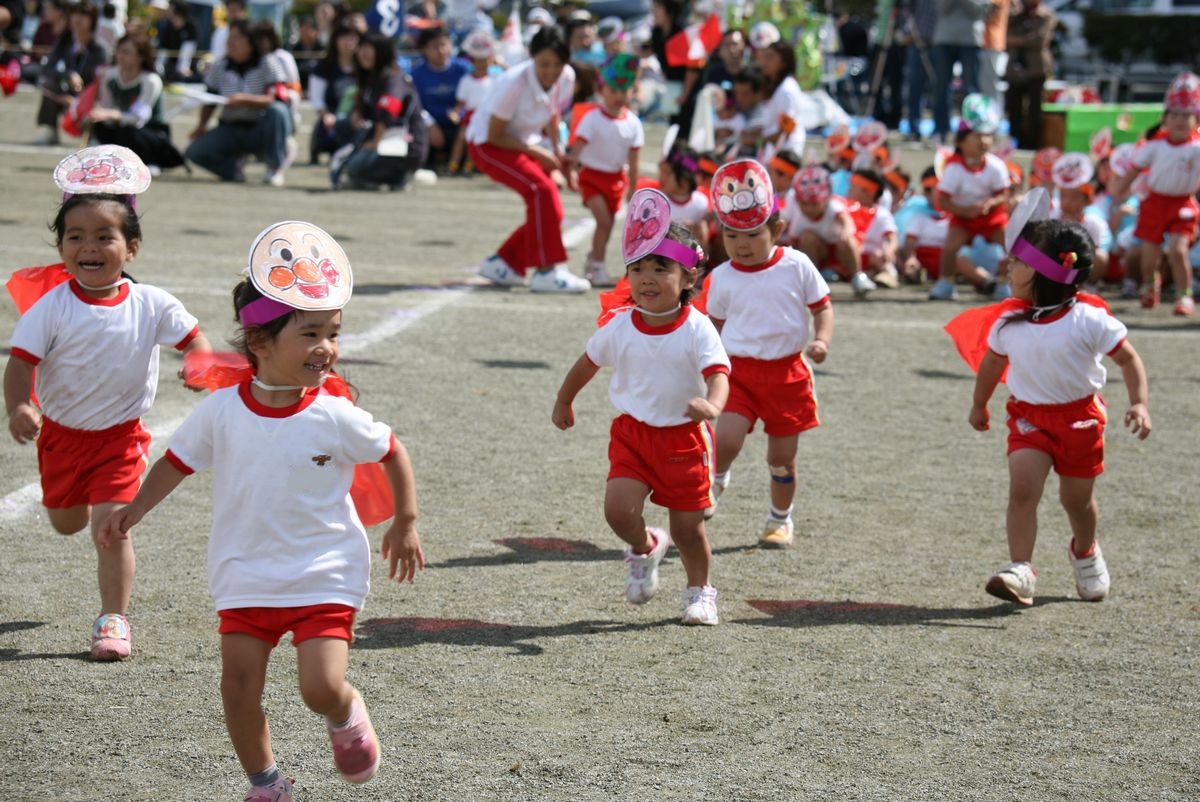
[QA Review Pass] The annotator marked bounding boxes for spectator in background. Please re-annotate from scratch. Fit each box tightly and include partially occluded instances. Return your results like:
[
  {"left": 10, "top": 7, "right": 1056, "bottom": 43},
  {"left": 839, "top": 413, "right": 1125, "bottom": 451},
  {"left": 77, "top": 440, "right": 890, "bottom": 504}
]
[
  {"left": 871, "top": 1, "right": 906, "bottom": 129},
  {"left": 411, "top": 25, "right": 468, "bottom": 171},
  {"left": 35, "top": 2, "right": 105, "bottom": 145},
  {"left": 185, "top": 0, "right": 214, "bottom": 51},
  {"left": 407, "top": 0, "right": 445, "bottom": 20},
  {"left": 979, "top": 0, "right": 1008, "bottom": 108},
  {"left": 307, "top": 20, "right": 358, "bottom": 164},
  {"left": 566, "top": 11, "right": 603, "bottom": 65},
  {"left": 757, "top": 41, "right": 809, "bottom": 156},
  {"left": 650, "top": 0, "right": 699, "bottom": 136},
  {"left": 702, "top": 27, "right": 746, "bottom": 90},
  {"left": 209, "top": 0, "right": 246, "bottom": 65},
  {"left": 1005, "top": 0, "right": 1054, "bottom": 149},
  {"left": 95, "top": 2, "right": 124, "bottom": 60},
  {"left": 290, "top": 15, "right": 322, "bottom": 91},
  {"left": 156, "top": 0, "right": 197, "bottom": 82},
  {"left": 931, "top": 0, "right": 988, "bottom": 140},
  {"left": 902, "top": 0, "right": 938, "bottom": 140},
  {"left": 314, "top": 0, "right": 340, "bottom": 40}
]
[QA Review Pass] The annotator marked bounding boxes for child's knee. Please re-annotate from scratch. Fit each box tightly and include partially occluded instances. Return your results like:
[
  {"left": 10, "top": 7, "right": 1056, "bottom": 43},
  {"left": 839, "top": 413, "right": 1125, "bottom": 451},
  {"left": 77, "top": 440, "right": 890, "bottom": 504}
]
[
  {"left": 298, "top": 672, "right": 348, "bottom": 713},
  {"left": 221, "top": 666, "right": 264, "bottom": 706},
  {"left": 47, "top": 506, "right": 88, "bottom": 535},
  {"left": 767, "top": 462, "right": 796, "bottom": 484}
]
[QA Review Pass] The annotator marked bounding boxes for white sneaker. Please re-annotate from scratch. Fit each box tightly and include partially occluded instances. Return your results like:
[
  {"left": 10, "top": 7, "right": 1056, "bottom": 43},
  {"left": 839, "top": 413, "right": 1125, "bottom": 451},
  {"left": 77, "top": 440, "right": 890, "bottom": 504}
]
[
  {"left": 703, "top": 472, "right": 729, "bottom": 521},
  {"left": 1069, "top": 541, "right": 1110, "bottom": 601},
  {"left": 928, "top": 278, "right": 958, "bottom": 300},
  {"left": 985, "top": 561, "right": 1037, "bottom": 606},
  {"left": 585, "top": 258, "right": 615, "bottom": 287},
  {"left": 681, "top": 585, "right": 719, "bottom": 626},
  {"left": 850, "top": 271, "right": 876, "bottom": 296},
  {"left": 872, "top": 266, "right": 900, "bottom": 288},
  {"left": 530, "top": 265, "right": 591, "bottom": 294},
  {"left": 281, "top": 136, "right": 299, "bottom": 170},
  {"left": 624, "top": 527, "right": 670, "bottom": 604},
  {"left": 759, "top": 517, "right": 794, "bottom": 548},
  {"left": 478, "top": 255, "right": 526, "bottom": 287},
  {"left": 264, "top": 167, "right": 285, "bottom": 187}
]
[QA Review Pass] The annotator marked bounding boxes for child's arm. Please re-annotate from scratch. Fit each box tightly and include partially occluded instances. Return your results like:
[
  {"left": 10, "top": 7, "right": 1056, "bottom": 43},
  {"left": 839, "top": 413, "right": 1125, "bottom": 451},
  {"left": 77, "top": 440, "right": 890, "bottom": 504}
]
[
  {"left": 937, "top": 191, "right": 981, "bottom": 219},
  {"left": 806, "top": 301, "right": 833, "bottom": 364},
  {"left": 1109, "top": 340, "right": 1151, "bottom": 439},
  {"left": 969, "top": 350, "right": 1008, "bottom": 431},
  {"left": 626, "top": 147, "right": 639, "bottom": 202},
  {"left": 178, "top": 331, "right": 213, "bottom": 391},
  {"left": 96, "top": 457, "right": 189, "bottom": 546},
  {"left": 4, "top": 357, "right": 39, "bottom": 444},
  {"left": 685, "top": 371, "right": 728, "bottom": 422},
  {"left": 981, "top": 188, "right": 1010, "bottom": 214},
  {"left": 552, "top": 353, "right": 600, "bottom": 430},
  {"left": 379, "top": 441, "right": 425, "bottom": 583}
]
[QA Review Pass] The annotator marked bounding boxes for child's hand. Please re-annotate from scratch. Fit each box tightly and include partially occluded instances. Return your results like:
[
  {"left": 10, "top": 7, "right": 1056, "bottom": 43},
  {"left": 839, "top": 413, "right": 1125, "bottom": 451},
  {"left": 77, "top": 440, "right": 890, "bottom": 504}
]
[
  {"left": 552, "top": 400, "right": 575, "bottom": 430},
  {"left": 567, "top": 167, "right": 580, "bottom": 193},
  {"left": 969, "top": 404, "right": 990, "bottom": 431},
  {"left": 806, "top": 339, "right": 829, "bottom": 364},
  {"left": 963, "top": 203, "right": 984, "bottom": 219},
  {"left": 97, "top": 504, "right": 142, "bottom": 549},
  {"left": 528, "top": 146, "right": 561, "bottom": 172},
  {"left": 1124, "top": 403, "right": 1151, "bottom": 439},
  {"left": 7, "top": 403, "right": 40, "bottom": 444},
  {"left": 684, "top": 397, "right": 719, "bottom": 422},
  {"left": 381, "top": 520, "right": 424, "bottom": 583}
]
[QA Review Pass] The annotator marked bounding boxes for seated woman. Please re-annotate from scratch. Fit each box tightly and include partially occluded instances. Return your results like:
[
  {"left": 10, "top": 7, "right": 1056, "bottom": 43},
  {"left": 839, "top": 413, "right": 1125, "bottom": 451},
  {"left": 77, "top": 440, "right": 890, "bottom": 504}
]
[
  {"left": 185, "top": 19, "right": 291, "bottom": 186},
  {"left": 336, "top": 31, "right": 428, "bottom": 191},
  {"left": 87, "top": 32, "right": 186, "bottom": 173},
  {"left": 307, "top": 20, "right": 359, "bottom": 164},
  {"left": 35, "top": 2, "right": 105, "bottom": 145}
]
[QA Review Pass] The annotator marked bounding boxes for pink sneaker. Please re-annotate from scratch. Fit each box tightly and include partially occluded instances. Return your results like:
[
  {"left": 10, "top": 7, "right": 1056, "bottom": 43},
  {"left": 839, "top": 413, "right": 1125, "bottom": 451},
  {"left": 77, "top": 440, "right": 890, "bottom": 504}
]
[
  {"left": 327, "top": 691, "right": 381, "bottom": 783},
  {"left": 243, "top": 778, "right": 293, "bottom": 802},
  {"left": 90, "top": 613, "right": 131, "bottom": 661}
]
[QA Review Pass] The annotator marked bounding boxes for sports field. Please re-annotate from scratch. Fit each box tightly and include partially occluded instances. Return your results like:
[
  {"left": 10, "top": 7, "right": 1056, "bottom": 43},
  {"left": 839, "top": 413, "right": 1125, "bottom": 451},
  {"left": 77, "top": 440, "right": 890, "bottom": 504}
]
[{"left": 1, "top": 93, "right": 1197, "bottom": 801}]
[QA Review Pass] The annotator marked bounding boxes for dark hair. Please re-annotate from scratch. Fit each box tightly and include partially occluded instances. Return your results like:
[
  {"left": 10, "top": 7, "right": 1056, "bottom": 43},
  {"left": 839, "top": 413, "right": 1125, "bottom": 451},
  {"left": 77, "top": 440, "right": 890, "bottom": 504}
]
[
  {"left": 529, "top": 25, "right": 569, "bottom": 64},
  {"left": 662, "top": 144, "right": 700, "bottom": 193},
  {"left": 921, "top": 165, "right": 937, "bottom": 183},
  {"left": 571, "top": 60, "right": 598, "bottom": 103},
  {"left": 67, "top": 2, "right": 97, "bottom": 31},
  {"left": 852, "top": 168, "right": 885, "bottom": 202},
  {"left": 116, "top": 31, "right": 156, "bottom": 72},
  {"left": 225, "top": 20, "right": 262, "bottom": 66},
  {"left": 732, "top": 65, "right": 764, "bottom": 94},
  {"left": 762, "top": 41, "right": 795, "bottom": 93},
  {"left": 415, "top": 25, "right": 448, "bottom": 51},
  {"left": 355, "top": 30, "right": 396, "bottom": 88},
  {"left": 168, "top": 0, "right": 189, "bottom": 19},
  {"left": 51, "top": 194, "right": 142, "bottom": 246},
  {"left": 773, "top": 149, "right": 802, "bottom": 170},
  {"left": 321, "top": 21, "right": 359, "bottom": 70},
  {"left": 231, "top": 278, "right": 296, "bottom": 368},
  {"left": 102, "top": 3, "right": 116, "bottom": 19},
  {"left": 653, "top": 0, "right": 685, "bottom": 25},
  {"left": 1003, "top": 218, "right": 1094, "bottom": 327},
  {"left": 251, "top": 20, "right": 281, "bottom": 52},
  {"left": 632, "top": 222, "right": 704, "bottom": 304}
]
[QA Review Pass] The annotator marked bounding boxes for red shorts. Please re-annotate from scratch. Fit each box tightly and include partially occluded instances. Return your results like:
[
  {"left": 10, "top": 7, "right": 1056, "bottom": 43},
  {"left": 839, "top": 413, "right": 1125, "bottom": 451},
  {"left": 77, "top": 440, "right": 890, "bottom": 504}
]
[
  {"left": 949, "top": 206, "right": 1008, "bottom": 240},
  {"left": 608, "top": 414, "right": 715, "bottom": 511},
  {"left": 579, "top": 166, "right": 628, "bottom": 215},
  {"left": 1006, "top": 395, "right": 1107, "bottom": 478},
  {"left": 725, "top": 353, "right": 819, "bottom": 437},
  {"left": 218, "top": 603, "right": 357, "bottom": 646},
  {"left": 1134, "top": 192, "right": 1199, "bottom": 245},
  {"left": 915, "top": 245, "right": 943, "bottom": 279},
  {"left": 37, "top": 416, "right": 150, "bottom": 509}
]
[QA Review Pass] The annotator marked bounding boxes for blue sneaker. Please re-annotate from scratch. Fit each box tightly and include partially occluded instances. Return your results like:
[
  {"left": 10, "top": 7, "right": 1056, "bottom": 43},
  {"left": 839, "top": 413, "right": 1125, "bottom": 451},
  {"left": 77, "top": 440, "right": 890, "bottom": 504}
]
[{"left": 928, "top": 278, "right": 958, "bottom": 300}]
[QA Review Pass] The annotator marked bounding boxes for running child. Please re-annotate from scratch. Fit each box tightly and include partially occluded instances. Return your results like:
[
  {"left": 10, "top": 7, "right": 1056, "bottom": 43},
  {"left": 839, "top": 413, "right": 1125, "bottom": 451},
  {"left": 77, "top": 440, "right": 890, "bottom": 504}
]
[
  {"left": 3, "top": 146, "right": 211, "bottom": 661},
  {"left": 553, "top": 189, "right": 730, "bottom": 625},
  {"left": 706, "top": 159, "right": 834, "bottom": 547},
  {"left": 566, "top": 53, "right": 643, "bottom": 287},
  {"left": 99, "top": 221, "right": 424, "bottom": 801},
  {"left": 967, "top": 215, "right": 1150, "bottom": 606}
]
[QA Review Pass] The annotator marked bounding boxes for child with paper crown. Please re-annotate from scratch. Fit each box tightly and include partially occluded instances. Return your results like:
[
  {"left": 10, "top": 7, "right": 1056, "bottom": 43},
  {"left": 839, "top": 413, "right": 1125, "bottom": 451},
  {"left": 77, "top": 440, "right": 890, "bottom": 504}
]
[
  {"left": 705, "top": 159, "right": 834, "bottom": 548},
  {"left": 565, "top": 53, "right": 644, "bottom": 288},
  {"left": 3, "top": 145, "right": 212, "bottom": 662},
  {"left": 948, "top": 190, "right": 1150, "bottom": 607},
  {"left": 553, "top": 188, "right": 730, "bottom": 626},
  {"left": 1049, "top": 152, "right": 1113, "bottom": 285},
  {"left": 99, "top": 221, "right": 424, "bottom": 800},
  {"left": 1110, "top": 71, "right": 1200, "bottom": 316},
  {"left": 780, "top": 164, "right": 873, "bottom": 296}
]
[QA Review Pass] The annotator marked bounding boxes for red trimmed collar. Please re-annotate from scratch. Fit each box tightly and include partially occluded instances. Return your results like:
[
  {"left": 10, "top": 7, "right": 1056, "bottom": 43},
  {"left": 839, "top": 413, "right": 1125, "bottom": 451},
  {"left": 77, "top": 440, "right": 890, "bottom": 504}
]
[
  {"left": 70, "top": 278, "right": 129, "bottom": 307},
  {"left": 730, "top": 247, "right": 784, "bottom": 273},
  {"left": 598, "top": 105, "right": 628, "bottom": 120},
  {"left": 1151, "top": 127, "right": 1200, "bottom": 145},
  {"left": 632, "top": 304, "right": 691, "bottom": 334},
  {"left": 946, "top": 152, "right": 988, "bottom": 174},
  {"left": 238, "top": 379, "right": 320, "bottom": 418}
]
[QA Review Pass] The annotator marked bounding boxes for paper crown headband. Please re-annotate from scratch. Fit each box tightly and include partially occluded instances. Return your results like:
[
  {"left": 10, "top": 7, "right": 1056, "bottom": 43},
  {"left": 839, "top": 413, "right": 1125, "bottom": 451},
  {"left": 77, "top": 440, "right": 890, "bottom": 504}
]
[
  {"left": 1089, "top": 127, "right": 1112, "bottom": 162},
  {"left": 240, "top": 221, "right": 353, "bottom": 326},
  {"left": 1005, "top": 187, "right": 1081, "bottom": 284},
  {"left": 793, "top": 165, "right": 832, "bottom": 204},
  {"left": 749, "top": 21, "right": 780, "bottom": 49},
  {"left": 54, "top": 145, "right": 152, "bottom": 205},
  {"left": 1165, "top": 71, "right": 1200, "bottom": 114},
  {"left": 601, "top": 53, "right": 639, "bottom": 91},
  {"left": 461, "top": 30, "right": 494, "bottom": 58},
  {"left": 712, "top": 159, "right": 774, "bottom": 231},
  {"left": 825, "top": 124, "right": 850, "bottom": 157},
  {"left": 622, "top": 189, "right": 702, "bottom": 268},
  {"left": 1030, "top": 147, "right": 1061, "bottom": 186},
  {"left": 1051, "top": 152, "right": 1094, "bottom": 190},
  {"left": 960, "top": 93, "right": 1000, "bottom": 134},
  {"left": 852, "top": 121, "right": 888, "bottom": 154}
]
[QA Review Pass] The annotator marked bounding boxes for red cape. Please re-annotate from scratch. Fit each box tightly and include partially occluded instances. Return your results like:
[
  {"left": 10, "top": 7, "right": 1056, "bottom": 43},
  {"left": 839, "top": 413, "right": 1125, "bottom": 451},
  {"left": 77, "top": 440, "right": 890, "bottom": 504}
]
[{"left": 6, "top": 264, "right": 72, "bottom": 314}]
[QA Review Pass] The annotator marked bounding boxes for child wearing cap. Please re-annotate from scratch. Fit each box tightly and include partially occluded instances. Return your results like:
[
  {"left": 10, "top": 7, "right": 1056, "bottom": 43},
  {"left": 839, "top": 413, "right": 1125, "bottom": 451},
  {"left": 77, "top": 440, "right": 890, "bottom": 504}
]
[
  {"left": 705, "top": 159, "right": 834, "bottom": 547},
  {"left": 1049, "top": 152, "right": 1113, "bottom": 285},
  {"left": 565, "top": 53, "right": 644, "bottom": 287},
  {"left": 447, "top": 29, "right": 496, "bottom": 175},
  {"left": 99, "top": 221, "right": 424, "bottom": 802},
  {"left": 1111, "top": 72, "right": 1200, "bottom": 316},
  {"left": 658, "top": 143, "right": 711, "bottom": 243},
  {"left": 553, "top": 188, "right": 730, "bottom": 625},
  {"left": 4, "top": 146, "right": 212, "bottom": 661},
  {"left": 846, "top": 167, "right": 901, "bottom": 288},
  {"left": 781, "top": 164, "right": 874, "bottom": 296}
]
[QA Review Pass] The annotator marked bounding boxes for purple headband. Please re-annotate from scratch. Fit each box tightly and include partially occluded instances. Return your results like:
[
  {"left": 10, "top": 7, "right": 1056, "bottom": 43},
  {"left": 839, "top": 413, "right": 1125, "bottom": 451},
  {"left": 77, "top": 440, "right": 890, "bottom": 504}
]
[
  {"left": 669, "top": 151, "right": 699, "bottom": 173},
  {"left": 1011, "top": 237, "right": 1080, "bottom": 284},
  {"left": 63, "top": 192, "right": 137, "bottom": 210},
  {"left": 651, "top": 238, "right": 702, "bottom": 270},
  {"left": 239, "top": 296, "right": 296, "bottom": 326}
]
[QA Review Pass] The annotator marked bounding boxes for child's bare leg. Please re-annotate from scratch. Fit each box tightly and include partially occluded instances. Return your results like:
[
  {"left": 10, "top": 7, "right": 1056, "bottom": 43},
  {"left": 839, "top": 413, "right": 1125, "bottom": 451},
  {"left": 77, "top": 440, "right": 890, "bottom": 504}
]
[
  {"left": 1006, "top": 449, "right": 1054, "bottom": 563},
  {"left": 448, "top": 127, "right": 466, "bottom": 172},
  {"left": 766, "top": 434, "right": 799, "bottom": 514},
  {"left": 585, "top": 194, "right": 614, "bottom": 263},
  {"left": 797, "top": 231, "right": 824, "bottom": 268},
  {"left": 1166, "top": 234, "right": 1193, "bottom": 294},
  {"left": 221, "top": 633, "right": 275, "bottom": 775},
  {"left": 91, "top": 501, "right": 134, "bottom": 615},
  {"left": 668, "top": 508, "right": 711, "bottom": 587},
  {"left": 713, "top": 412, "right": 752, "bottom": 475},
  {"left": 1141, "top": 241, "right": 1163, "bottom": 294},
  {"left": 297, "top": 637, "right": 354, "bottom": 722},
  {"left": 939, "top": 227, "right": 970, "bottom": 284},
  {"left": 1058, "top": 475, "right": 1098, "bottom": 555},
  {"left": 1092, "top": 249, "right": 1110, "bottom": 284},
  {"left": 834, "top": 236, "right": 860, "bottom": 281},
  {"left": 604, "top": 477, "right": 654, "bottom": 552},
  {"left": 47, "top": 505, "right": 89, "bottom": 535}
]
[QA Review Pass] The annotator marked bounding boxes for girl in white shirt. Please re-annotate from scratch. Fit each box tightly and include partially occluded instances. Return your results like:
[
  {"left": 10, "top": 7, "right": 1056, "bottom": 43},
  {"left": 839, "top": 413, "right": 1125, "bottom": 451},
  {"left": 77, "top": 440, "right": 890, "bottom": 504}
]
[
  {"left": 754, "top": 41, "right": 809, "bottom": 156},
  {"left": 969, "top": 218, "right": 1150, "bottom": 608}
]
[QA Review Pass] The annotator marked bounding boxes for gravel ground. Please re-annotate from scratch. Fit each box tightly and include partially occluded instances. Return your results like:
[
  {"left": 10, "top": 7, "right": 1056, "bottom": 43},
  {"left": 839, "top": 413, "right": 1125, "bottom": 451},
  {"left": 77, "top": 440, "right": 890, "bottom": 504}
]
[{"left": 0, "top": 92, "right": 1198, "bottom": 801}]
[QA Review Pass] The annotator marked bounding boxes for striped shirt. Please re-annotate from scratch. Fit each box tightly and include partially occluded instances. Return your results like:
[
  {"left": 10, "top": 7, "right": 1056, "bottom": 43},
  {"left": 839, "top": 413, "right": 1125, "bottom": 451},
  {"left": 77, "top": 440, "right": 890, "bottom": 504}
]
[{"left": 205, "top": 57, "right": 284, "bottom": 124}]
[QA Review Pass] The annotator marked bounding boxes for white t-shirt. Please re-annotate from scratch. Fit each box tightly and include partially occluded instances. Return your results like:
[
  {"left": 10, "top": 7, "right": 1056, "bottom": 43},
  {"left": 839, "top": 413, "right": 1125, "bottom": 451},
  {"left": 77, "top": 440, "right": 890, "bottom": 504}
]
[
  {"left": 987, "top": 301, "right": 1127, "bottom": 405},
  {"left": 1051, "top": 207, "right": 1113, "bottom": 252},
  {"left": 1130, "top": 134, "right": 1200, "bottom": 197},
  {"left": 760, "top": 75, "right": 809, "bottom": 154},
  {"left": 784, "top": 196, "right": 850, "bottom": 244},
  {"left": 575, "top": 107, "right": 644, "bottom": 173},
  {"left": 705, "top": 247, "right": 831, "bottom": 360},
  {"left": 585, "top": 306, "right": 730, "bottom": 427},
  {"left": 668, "top": 191, "right": 710, "bottom": 225},
  {"left": 905, "top": 212, "right": 949, "bottom": 248},
  {"left": 862, "top": 205, "right": 898, "bottom": 254},
  {"left": 466, "top": 60, "right": 575, "bottom": 147},
  {"left": 455, "top": 72, "right": 494, "bottom": 112},
  {"left": 10, "top": 280, "right": 198, "bottom": 430},
  {"left": 938, "top": 153, "right": 1010, "bottom": 208},
  {"left": 166, "top": 383, "right": 395, "bottom": 612}
]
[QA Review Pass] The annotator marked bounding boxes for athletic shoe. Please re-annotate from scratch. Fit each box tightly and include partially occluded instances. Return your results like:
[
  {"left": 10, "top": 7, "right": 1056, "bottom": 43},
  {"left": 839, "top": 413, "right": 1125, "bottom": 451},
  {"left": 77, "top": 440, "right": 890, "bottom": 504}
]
[
  {"left": 90, "top": 613, "right": 131, "bottom": 661},
  {"left": 928, "top": 278, "right": 958, "bottom": 300},
  {"left": 850, "top": 271, "right": 876, "bottom": 296},
  {"left": 985, "top": 561, "right": 1037, "bottom": 606},
  {"left": 872, "top": 266, "right": 900, "bottom": 288},
  {"left": 585, "top": 258, "right": 615, "bottom": 287},
  {"left": 327, "top": 690, "right": 381, "bottom": 784},
  {"left": 281, "top": 136, "right": 298, "bottom": 170},
  {"left": 1140, "top": 281, "right": 1160, "bottom": 309},
  {"left": 1173, "top": 295, "right": 1195, "bottom": 317},
  {"left": 478, "top": 255, "right": 525, "bottom": 287},
  {"left": 1069, "top": 540, "right": 1110, "bottom": 602},
  {"left": 624, "top": 526, "right": 669, "bottom": 604},
  {"left": 819, "top": 268, "right": 839, "bottom": 283},
  {"left": 243, "top": 778, "right": 293, "bottom": 802},
  {"left": 529, "top": 265, "right": 591, "bottom": 294},
  {"left": 759, "top": 517, "right": 794, "bottom": 548},
  {"left": 703, "top": 472, "right": 729, "bottom": 521},
  {"left": 1120, "top": 278, "right": 1139, "bottom": 300},
  {"left": 680, "top": 586, "right": 719, "bottom": 626},
  {"left": 263, "top": 167, "right": 285, "bottom": 187}
]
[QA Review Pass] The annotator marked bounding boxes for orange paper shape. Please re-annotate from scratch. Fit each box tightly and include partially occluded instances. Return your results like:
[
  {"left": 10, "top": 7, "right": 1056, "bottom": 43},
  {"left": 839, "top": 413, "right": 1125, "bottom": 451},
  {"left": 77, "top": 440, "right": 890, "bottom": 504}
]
[{"left": 5, "top": 263, "right": 72, "bottom": 314}]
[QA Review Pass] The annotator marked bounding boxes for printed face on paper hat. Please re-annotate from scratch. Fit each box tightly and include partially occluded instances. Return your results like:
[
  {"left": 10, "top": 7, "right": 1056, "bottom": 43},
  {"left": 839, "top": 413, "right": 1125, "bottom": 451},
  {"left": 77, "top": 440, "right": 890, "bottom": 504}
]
[
  {"left": 793, "top": 164, "right": 831, "bottom": 205},
  {"left": 1108, "top": 142, "right": 1136, "bottom": 178},
  {"left": 602, "top": 53, "right": 639, "bottom": 91},
  {"left": 1089, "top": 127, "right": 1112, "bottom": 162},
  {"left": 54, "top": 145, "right": 152, "bottom": 196},
  {"left": 960, "top": 93, "right": 999, "bottom": 134},
  {"left": 933, "top": 145, "right": 953, "bottom": 178},
  {"left": 247, "top": 221, "right": 352, "bottom": 312},
  {"left": 1051, "top": 152, "right": 1094, "bottom": 190},
  {"left": 852, "top": 121, "right": 887, "bottom": 154},
  {"left": 623, "top": 188, "right": 702, "bottom": 268},
  {"left": 825, "top": 124, "right": 850, "bottom": 157},
  {"left": 1165, "top": 71, "right": 1200, "bottom": 114},
  {"left": 597, "top": 16, "right": 623, "bottom": 43},
  {"left": 526, "top": 7, "right": 553, "bottom": 25},
  {"left": 712, "top": 159, "right": 774, "bottom": 231},
  {"left": 749, "top": 21, "right": 780, "bottom": 50},
  {"left": 992, "top": 136, "right": 1014, "bottom": 161},
  {"left": 1031, "top": 147, "right": 1061, "bottom": 184},
  {"left": 462, "top": 30, "right": 494, "bottom": 59}
]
